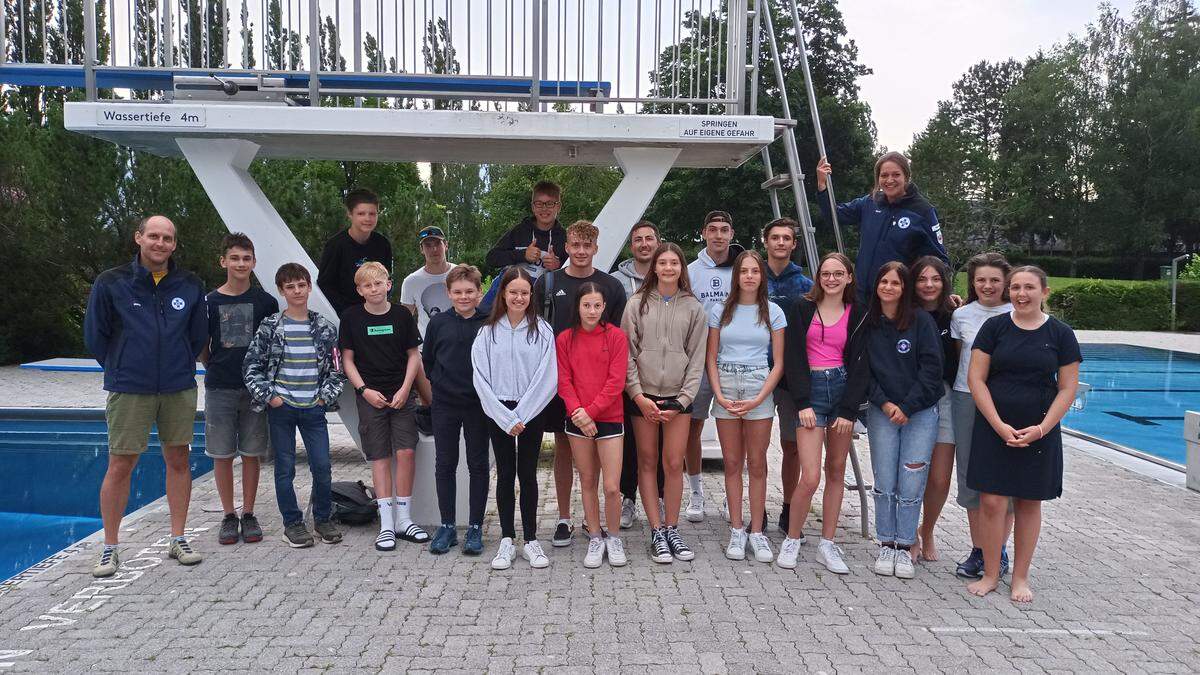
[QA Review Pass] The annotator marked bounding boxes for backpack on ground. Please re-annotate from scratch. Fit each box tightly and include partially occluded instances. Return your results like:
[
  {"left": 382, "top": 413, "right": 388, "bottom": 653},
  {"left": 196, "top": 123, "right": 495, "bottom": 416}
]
[{"left": 330, "top": 480, "right": 377, "bottom": 525}]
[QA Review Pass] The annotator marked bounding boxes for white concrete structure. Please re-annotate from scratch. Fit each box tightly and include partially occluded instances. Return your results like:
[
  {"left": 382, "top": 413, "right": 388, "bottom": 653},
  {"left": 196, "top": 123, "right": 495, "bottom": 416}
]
[{"left": 1186, "top": 412, "right": 1200, "bottom": 492}]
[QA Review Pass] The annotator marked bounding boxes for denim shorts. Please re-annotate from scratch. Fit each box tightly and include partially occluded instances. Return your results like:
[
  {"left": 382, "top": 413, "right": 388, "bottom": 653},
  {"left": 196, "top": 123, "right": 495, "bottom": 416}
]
[
  {"left": 808, "top": 366, "right": 847, "bottom": 428},
  {"left": 712, "top": 364, "right": 775, "bottom": 420}
]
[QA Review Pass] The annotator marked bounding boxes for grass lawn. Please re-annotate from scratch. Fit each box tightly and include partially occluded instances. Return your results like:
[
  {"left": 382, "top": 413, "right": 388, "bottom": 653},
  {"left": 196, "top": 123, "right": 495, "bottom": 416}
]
[{"left": 952, "top": 273, "right": 1119, "bottom": 297}]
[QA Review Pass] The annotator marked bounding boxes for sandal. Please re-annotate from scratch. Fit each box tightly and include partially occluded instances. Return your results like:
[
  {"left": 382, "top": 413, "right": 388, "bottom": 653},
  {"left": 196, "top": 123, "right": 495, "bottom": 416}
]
[
  {"left": 398, "top": 522, "right": 430, "bottom": 543},
  {"left": 375, "top": 530, "right": 396, "bottom": 551}
]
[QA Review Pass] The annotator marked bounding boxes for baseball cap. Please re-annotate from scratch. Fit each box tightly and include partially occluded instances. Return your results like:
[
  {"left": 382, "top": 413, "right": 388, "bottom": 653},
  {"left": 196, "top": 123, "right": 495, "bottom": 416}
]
[
  {"left": 418, "top": 225, "right": 446, "bottom": 241},
  {"left": 704, "top": 210, "right": 733, "bottom": 226}
]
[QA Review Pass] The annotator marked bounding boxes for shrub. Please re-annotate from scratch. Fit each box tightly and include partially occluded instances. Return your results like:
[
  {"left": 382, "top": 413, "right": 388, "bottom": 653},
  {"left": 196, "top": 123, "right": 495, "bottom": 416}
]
[
  {"left": 1173, "top": 281, "right": 1200, "bottom": 331},
  {"left": 1047, "top": 279, "right": 1170, "bottom": 330},
  {"left": 1180, "top": 254, "right": 1200, "bottom": 281}
]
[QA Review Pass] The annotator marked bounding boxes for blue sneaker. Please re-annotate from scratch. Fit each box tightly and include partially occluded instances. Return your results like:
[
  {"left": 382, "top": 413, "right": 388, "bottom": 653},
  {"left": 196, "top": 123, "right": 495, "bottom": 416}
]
[
  {"left": 1000, "top": 546, "right": 1010, "bottom": 577},
  {"left": 463, "top": 524, "right": 484, "bottom": 556},
  {"left": 955, "top": 547, "right": 984, "bottom": 579},
  {"left": 429, "top": 525, "right": 457, "bottom": 554}
]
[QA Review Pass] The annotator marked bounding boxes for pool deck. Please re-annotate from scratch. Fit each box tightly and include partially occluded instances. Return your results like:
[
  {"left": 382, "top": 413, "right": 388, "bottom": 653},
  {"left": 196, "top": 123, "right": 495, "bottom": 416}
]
[{"left": 2, "top": 332, "right": 1200, "bottom": 672}]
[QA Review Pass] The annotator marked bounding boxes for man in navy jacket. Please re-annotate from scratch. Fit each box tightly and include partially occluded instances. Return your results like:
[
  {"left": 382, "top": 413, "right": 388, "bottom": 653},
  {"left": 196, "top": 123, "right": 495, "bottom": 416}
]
[{"left": 84, "top": 215, "right": 208, "bottom": 578}]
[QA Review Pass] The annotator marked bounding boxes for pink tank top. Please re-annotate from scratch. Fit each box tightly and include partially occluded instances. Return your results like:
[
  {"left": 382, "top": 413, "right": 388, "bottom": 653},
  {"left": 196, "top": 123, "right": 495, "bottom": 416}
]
[{"left": 807, "top": 305, "right": 850, "bottom": 368}]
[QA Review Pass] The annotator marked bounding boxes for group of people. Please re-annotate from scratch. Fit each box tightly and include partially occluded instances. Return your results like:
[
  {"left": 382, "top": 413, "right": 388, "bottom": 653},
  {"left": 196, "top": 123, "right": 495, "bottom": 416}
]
[{"left": 83, "top": 151, "right": 1080, "bottom": 603}]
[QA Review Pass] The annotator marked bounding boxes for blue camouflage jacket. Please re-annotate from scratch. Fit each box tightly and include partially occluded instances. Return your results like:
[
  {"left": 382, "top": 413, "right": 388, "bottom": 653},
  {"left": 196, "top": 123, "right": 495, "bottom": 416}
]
[{"left": 242, "top": 310, "right": 346, "bottom": 412}]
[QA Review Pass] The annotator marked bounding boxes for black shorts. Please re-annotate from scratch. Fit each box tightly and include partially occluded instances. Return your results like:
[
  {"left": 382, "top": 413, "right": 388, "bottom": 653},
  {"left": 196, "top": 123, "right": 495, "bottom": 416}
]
[
  {"left": 538, "top": 395, "right": 567, "bottom": 432},
  {"left": 564, "top": 420, "right": 624, "bottom": 439},
  {"left": 628, "top": 394, "right": 694, "bottom": 417}
]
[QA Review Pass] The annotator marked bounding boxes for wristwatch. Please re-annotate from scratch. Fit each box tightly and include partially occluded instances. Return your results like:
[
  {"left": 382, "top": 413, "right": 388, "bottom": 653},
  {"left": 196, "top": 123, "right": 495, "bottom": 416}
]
[{"left": 355, "top": 385, "right": 367, "bottom": 395}]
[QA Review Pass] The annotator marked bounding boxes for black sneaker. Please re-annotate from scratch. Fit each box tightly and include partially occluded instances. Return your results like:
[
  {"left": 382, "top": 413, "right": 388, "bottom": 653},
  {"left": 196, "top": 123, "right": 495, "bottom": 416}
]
[
  {"left": 955, "top": 547, "right": 984, "bottom": 579},
  {"left": 218, "top": 513, "right": 240, "bottom": 545},
  {"left": 552, "top": 520, "right": 574, "bottom": 547},
  {"left": 649, "top": 528, "right": 673, "bottom": 564},
  {"left": 283, "top": 522, "right": 314, "bottom": 548},
  {"left": 314, "top": 519, "right": 343, "bottom": 544},
  {"left": 777, "top": 504, "right": 790, "bottom": 536},
  {"left": 240, "top": 512, "right": 263, "bottom": 543},
  {"left": 664, "top": 526, "right": 695, "bottom": 562}
]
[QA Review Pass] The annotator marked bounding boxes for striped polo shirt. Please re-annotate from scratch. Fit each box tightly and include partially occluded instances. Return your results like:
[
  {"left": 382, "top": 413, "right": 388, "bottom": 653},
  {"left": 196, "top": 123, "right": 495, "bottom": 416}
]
[{"left": 276, "top": 315, "right": 320, "bottom": 407}]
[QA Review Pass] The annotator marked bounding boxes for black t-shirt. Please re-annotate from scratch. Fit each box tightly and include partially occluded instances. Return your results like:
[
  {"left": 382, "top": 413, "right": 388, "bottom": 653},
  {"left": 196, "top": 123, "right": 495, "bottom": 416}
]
[
  {"left": 316, "top": 229, "right": 393, "bottom": 315},
  {"left": 338, "top": 303, "right": 422, "bottom": 396},
  {"left": 532, "top": 268, "right": 628, "bottom": 335},
  {"left": 205, "top": 286, "right": 279, "bottom": 389}
]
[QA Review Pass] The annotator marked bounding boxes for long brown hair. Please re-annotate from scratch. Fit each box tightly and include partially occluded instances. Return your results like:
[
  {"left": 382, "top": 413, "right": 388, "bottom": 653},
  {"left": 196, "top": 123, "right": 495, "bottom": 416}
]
[
  {"left": 804, "top": 252, "right": 857, "bottom": 305},
  {"left": 964, "top": 251, "right": 1012, "bottom": 303},
  {"left": 635, "top": 242, "right": 694, "bottom": 316},
  {"left": 485, "top": 266, "right": 541, "bottom": 343},
  {"left": 909, "top": 255, "right": 954, "bottom": 318},
  {"left": 868, "top": 261, "right": 915, "bottom": 331},
  {"left": 719, "top": 250, "right": 771, "bottom": 327}
]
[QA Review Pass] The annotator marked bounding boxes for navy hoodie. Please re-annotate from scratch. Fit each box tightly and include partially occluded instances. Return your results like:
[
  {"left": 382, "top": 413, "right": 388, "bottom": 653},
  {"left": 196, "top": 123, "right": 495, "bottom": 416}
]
[
  {"left": 865, "top": 310, "right": 944, "bottom": 416},
  {"left": 84, "top": 256, "right": 208, "bottom": 394},
  {"left": 818, "top": 184, "right": 949, "bottom": 300},
  {"left": 422, "top": 308, "right": 487, "bottom": 406}
]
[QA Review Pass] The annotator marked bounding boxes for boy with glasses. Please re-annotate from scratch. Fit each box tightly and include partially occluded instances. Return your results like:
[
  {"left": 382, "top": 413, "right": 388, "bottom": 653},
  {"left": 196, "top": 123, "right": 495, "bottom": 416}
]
[{"left": 485, "top": 181, "right": 566, "bottom": 281}]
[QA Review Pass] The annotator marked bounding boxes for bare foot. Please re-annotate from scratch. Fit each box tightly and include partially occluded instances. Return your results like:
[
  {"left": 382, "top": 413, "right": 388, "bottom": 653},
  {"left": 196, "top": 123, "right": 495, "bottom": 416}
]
[
  {"left": 919, "top": 532, "right": 939, "bottom": 561},
  {"left": 1010, "top": 577, "right": 1034, "bottom": 603},
  {"left": 967, "top": 576, "right": 999, "bottom": 597}
]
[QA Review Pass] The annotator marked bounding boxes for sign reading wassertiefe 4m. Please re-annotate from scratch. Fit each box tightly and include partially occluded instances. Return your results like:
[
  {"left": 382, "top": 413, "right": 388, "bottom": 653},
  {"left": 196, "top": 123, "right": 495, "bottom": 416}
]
[
  {"left": 678, "top": 117, "right": 760, "bottom": 139},
  {"left": 96, "top": 106, "right": 207, "bottom": 128}
]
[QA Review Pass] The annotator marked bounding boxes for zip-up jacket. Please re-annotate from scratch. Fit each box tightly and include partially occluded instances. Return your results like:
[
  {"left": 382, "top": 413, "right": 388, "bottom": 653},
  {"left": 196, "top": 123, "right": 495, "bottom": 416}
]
[
  {"left": 782, "top": 298, "right": 870, "bottom": 419},
  {"left": 866, "top": 310, "right": 944, "bottom": 416},
  {"left": 84, "top": 256, "right": 207, "bottom": 394},
  {"left": 817, "top": 184, "right": 949, "bottom": 299},
  {"left": 621, "top": 289, "right": 708, "bottom": 407},
  {"left": 766, "top": 261, "right": 814, "bottom": 312},
  {"left": 471, "top": 315, "right": 558, "bottom": 432},
  {"left": 422, "top": 308, "right": 487, "bottom": 406},
  {"left": 687, "top": 244, "right": 746, "bottom": 315},
  {"left": 485, "top": 216, "right": 567, "bottom": 274},
  {"left": 242, "top": 310, "right": 346, "bottom": 412},
  {"left": 557, "top": 324, "right": 629, "bottom": 424},
  {"left": 611, "top": 258, "right": 647, "bottom": 298}
]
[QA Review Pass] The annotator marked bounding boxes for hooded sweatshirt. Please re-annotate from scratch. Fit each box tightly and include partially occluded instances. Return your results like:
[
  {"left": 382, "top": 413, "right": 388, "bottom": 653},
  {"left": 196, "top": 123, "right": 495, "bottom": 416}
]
[
  {"left": 471, "top": 314, "right": 558, "bottom": 433},
  {"left": 611, "top": 258, "right": 648, "bottom": 298},
  {"left": 687, "top": 243, "right": 746, "bottom": 316},
  {"left": 422, "top": 308, "right": 487, "bottom": 406},
  {"left": 866, "top": 310, "right": 944, "bottom": 416},
  {"left": 484, "top": 215, "right": 567, "bottom": 280},
  {"left": 621, "top": 289, "right": 708, "bottom": 407},
  {"left": 766, "top": 261, "right": 814, "bottom": 312},
  {"left": 556, "top": 323, "right": 629, "bottom": 424}
]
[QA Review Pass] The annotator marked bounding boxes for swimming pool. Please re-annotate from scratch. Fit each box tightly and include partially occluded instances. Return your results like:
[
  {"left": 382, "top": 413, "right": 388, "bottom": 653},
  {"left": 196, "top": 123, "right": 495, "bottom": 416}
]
[
  {"left": 1065, "top": 344, "right": 1198, "bottom": 466},
  {"left": 0, "top": 409, "right": 212, "bottom": 580}
]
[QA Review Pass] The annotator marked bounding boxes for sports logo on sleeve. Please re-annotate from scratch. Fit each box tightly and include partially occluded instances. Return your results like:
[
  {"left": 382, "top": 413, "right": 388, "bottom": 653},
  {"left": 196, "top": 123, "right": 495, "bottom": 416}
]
[{"left": 932, "top": 223, "right": 944, "bottom": 244}]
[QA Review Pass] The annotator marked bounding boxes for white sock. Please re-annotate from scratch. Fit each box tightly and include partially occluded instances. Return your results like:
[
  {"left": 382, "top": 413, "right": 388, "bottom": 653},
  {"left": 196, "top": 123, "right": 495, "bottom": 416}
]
[
  {"left": 394, "top": 495, "right": 413, "bottom": 530},
  {"left": 377, "top": 498, "right": 395, "bottom": 533},
  {"left": 688, "top": 473, "right": 703, "bottom": 494},
  {"left": 820, "top": 537, "right": 835, "bottom": 548}
]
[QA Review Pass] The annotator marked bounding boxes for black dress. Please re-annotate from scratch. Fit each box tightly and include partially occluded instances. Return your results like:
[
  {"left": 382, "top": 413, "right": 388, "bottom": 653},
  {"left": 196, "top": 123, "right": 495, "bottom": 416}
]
[{"left": 966, "top": 313, "right": 1082, "bottom": 500}]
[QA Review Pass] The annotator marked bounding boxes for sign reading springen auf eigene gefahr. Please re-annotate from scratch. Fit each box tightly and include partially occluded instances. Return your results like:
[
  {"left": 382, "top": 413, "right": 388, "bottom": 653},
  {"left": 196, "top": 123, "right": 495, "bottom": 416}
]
[{"left": 678, "top": 117, "right": 759, "bottom": 139}]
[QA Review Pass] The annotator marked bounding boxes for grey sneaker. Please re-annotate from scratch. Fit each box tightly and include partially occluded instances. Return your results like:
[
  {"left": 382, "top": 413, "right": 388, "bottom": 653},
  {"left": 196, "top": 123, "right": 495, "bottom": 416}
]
[
  {"left": 314, "top": 520, "right": 342, "bottom": 544},
  {"left": 620, "top": 497, "right": 637, "bottom": 529},
  {"left": 283, "top": 522, "right": 315, "bottom": 548},
  {"left": 240, "top": 513, "right": 263, "bottom": 543},
  {"left": 168, "top": 537, "right": 202, "bottom": 566},
  {"left": 218, "top": 513, "right": 240, "bottom": 545},
  {"left": 92, "top": 546, "right": 119, "bottom": 578}
]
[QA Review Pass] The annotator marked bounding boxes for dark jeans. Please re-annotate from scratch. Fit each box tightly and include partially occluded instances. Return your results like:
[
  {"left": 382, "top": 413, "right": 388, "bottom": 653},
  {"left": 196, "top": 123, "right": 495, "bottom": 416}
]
[
  {"left": 620, "top": 397, "right": 665, "bottom": 501},
  {"left": 432, "top": 399, "right": 490, "bottom": 526},
  {"left": 488, "top": 401, "right": 546, "bottom": 541},
  {"left": 267, "top": 403, "right": 332, "bottom": 526}
]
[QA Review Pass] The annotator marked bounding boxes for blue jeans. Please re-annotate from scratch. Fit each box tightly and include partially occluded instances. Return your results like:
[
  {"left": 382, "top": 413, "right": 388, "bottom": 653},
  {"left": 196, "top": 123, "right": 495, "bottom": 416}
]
[
  {"left": 268, "top": 403, "right": 332, "bottom": 526},
  {"left": 866, "top": 404, "right": 938, "bottom": 546}
]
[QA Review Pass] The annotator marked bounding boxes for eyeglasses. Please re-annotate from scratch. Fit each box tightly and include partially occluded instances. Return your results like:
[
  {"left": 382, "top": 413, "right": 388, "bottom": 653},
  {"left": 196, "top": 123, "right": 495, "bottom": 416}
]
[
  {"left": 819, "top": 271, "right": 847, "bottom": 279},
  {"left": 532, "top": 200, "right": 560, "bottom": 209}
]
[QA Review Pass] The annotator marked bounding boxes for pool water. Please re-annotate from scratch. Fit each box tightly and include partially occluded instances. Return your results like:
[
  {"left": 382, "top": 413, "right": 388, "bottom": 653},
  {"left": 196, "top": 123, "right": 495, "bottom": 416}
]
[
  {"left": 0, "top": 411, "right": 212, "bottom": 580},
  {"left": 1065, "top": 344, "right": 1199, "bottom": 465}
]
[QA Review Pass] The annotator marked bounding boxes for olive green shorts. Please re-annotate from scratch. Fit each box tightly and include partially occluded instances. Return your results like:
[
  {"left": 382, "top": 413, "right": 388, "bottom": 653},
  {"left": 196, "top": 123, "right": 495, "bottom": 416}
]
[{"left": 105, "top": 388, "right": 198, "bottom": 455}]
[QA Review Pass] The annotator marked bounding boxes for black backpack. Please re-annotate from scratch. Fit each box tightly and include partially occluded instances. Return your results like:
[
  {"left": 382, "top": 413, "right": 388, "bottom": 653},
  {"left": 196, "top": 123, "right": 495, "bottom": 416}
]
[{"left": 330, "top": 480, "right": 377, "bottom": 525}]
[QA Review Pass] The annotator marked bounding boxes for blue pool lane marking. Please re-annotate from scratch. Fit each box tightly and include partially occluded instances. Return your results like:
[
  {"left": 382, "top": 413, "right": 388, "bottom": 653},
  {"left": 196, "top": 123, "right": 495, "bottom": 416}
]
[{"left": 1102, "top": 411, "right": 1186, "bottom": 426}]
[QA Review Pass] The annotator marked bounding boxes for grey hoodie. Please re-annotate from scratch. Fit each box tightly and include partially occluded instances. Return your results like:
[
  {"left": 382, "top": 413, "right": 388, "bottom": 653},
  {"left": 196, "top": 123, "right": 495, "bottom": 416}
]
[
  {"left": 470, "top": 315, "right": 558, "bottom": 433},
  {"left": 611, "top": 258, "right": 648, "bottom": 298},
  {"left": 621, "top": 289, "right": 708, "bottom": 407}
]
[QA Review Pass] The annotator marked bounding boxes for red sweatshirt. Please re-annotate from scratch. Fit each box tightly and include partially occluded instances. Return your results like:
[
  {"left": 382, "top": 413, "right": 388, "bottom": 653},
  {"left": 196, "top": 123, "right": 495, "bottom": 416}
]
[{"left": 556, "top": 323, "right": 629, "bottom": 424}]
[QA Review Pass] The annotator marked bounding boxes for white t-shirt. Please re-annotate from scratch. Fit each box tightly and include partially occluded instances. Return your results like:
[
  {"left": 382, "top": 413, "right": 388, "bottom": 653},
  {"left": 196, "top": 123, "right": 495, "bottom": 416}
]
[
  {"left": 707, "top": 302, "right": 787, "bottom": 367},
  {"left": 949, "top": 300, "right": 1013, "bottom": 392},
  {"left": 400, "top": 263, "right": 455, "bottom": 337}
]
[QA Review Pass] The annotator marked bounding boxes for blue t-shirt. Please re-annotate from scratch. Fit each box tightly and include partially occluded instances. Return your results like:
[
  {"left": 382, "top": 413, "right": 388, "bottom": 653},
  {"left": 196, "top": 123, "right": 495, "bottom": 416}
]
[{"left": 707, "top": 302, "right": 787, "bottom": 367}]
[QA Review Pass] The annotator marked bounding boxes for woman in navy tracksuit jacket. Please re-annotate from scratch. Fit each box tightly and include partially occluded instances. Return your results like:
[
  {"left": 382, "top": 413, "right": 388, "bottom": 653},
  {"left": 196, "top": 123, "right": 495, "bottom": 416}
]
[{"left": 815, "top": 152, "right": 950, "bottom": 301}]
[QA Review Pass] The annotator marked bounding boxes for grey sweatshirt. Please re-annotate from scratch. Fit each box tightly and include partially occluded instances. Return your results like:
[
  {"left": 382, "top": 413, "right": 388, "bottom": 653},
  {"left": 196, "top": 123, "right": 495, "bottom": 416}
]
[
  {"left": 621, "top": 289, "right": 708, "bottom": 407},
  {"left": 611, "top": 258, "right": 647, "bottom": 298},
  {"left": 470, "top": 315, "right": 558, "bottom": 432}
]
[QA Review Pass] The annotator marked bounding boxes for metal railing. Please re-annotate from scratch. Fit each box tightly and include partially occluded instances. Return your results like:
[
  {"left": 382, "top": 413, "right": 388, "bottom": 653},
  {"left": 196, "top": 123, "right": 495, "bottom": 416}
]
[{"left": 2, "top": 0, "right": 749, "bottom": 113}]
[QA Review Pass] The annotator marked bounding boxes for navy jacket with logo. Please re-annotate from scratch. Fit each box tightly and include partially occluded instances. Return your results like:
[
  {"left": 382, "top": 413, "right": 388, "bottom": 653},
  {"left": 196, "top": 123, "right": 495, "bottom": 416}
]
[
  {"left": 865, "top": 310, "right": 944, "bottom": 416},
  {"left": 817, "top": 184, "right": 949, "bottom": 300},
  {"left": 84, "top": 256, "right": 208, "bottom": 394}
]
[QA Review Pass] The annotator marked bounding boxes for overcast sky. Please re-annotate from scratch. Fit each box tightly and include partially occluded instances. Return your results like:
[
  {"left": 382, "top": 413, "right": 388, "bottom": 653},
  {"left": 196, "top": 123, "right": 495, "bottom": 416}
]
[{"left": 838, "top": 0, "right": 1137, "bottom": 153}]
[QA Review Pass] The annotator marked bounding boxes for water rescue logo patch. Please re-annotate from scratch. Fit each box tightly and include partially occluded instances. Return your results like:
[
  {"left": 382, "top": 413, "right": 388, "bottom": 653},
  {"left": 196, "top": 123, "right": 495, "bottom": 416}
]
[
  {"left": 170, "top": 297, "right": 186, "bottom": 311},
  {"left": 897, "top": 217, "right": 911, "bottom": 229},
  {"left": 896, "top": 339, "right": 912, "bottom": 354}
]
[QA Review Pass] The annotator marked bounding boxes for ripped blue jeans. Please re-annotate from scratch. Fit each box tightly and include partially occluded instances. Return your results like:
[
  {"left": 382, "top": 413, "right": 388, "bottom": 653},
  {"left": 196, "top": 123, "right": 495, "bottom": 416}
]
[{"left": 866, "top": 404, "right": 938, "bottom": 546}]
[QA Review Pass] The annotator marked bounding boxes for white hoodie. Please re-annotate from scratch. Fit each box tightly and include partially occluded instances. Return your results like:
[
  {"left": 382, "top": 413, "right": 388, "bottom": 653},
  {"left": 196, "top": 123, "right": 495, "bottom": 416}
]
[
  {"left": 470, "top": 314, "right": 558, "bottom": 433},
  {"left": 687, "top": 244, "right": 744, "bottom": 315}
]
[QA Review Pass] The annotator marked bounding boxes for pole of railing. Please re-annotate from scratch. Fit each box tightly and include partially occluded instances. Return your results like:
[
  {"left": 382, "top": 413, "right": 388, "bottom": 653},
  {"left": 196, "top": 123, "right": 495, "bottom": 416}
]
[
  {"left": 353, "top": 0, "right": 362, "bottom": 107},
  {"left": 222, "top": 0, "right": 229, "bottom": 67},
  {"left": 84, "top": 0, "right": 98, "bottom": 99},
  {"left": 529, "top": 0, "right": 541, "bottom": 109},
  {"left": 786, "top": 0, "right": 843, "bottom": 254},
  {"left": 724, "top": 0, "right": 745, "bottom": 114},
  {"left": 162, "top": 0, "right": 174, "bottom": 68},
  {"left": 1172, "top": 254, "right": 1190, "bottom": 331},
  {"left": 1, "top": 0, "right": 6, "bottom": 66},
  {"left": 540, "top": 0, "right": 548, "bottom": 111},
  {"left": 308, "top": 0, "right": 320, "bottom": 105}
]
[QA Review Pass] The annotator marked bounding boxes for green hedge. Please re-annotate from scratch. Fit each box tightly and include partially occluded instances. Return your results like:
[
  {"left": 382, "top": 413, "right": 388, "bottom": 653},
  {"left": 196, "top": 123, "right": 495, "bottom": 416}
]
[
  {"left": 1004, "top": 254, "right": 1176, "bottom": 280},
  {"left": 1047, "top": 279, "right": 1200, "bottom": 331}
]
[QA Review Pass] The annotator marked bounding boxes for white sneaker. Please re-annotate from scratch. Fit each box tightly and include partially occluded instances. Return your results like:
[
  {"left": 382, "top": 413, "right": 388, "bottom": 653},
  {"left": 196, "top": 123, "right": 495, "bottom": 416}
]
[
  {"left": 725, "top": 527, "right": 747, "bottom": 560},
  {"left": 777, "top": 537, "right": 802, "bottom": 569},
  {"left": 584, "top": 537, "right": 606, "bottom": 568},
  {"left": 893, "top": 549, "right": 915, "bottom": 579},
  {"left": 522, "top": 540, "right": 550, "bottom": 569},
  {"left": 491, "top": 537, "right": 516, "bottom": 570},
  {"left": 873, "top": 546, "right": 896, "bottom": 576},
  {"left": 685, "top": 490, "right": 705, "bottom": 522},
  {"left": 620, "top": 497, "right": 637, "bottom": 529},
  {"left": 606, "top": 536, "right": 627, "bottom": 567},
  {"left": 748, "top": 532, "right": 774, "bottom": 564},
  {"left": 818, "top": 540, "right": 851, "bottom": 574}
]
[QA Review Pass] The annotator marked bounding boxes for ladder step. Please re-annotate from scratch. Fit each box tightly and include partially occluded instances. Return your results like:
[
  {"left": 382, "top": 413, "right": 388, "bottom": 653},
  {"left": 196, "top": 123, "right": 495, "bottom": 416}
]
[{"left": 761, "top": 174, "right": 793, "bottom": 190}]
